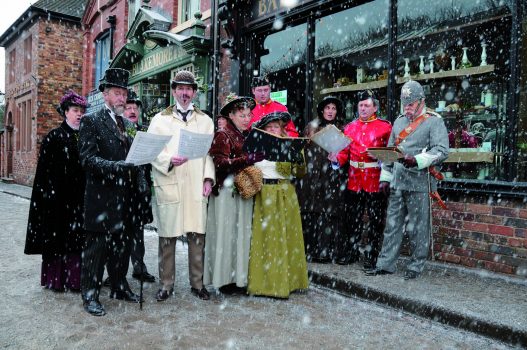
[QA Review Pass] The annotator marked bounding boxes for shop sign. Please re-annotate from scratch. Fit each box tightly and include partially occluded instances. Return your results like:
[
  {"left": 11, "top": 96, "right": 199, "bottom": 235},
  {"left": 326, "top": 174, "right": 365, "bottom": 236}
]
[
  {"left": 249, "top": 0, "right": 314, "bottom": 21},
  {"left": 271, "top": 90, "right": 287, "bottom": 105},
  {"left": 85, "top": 90, "right": 104, "bottom": 116},
  {"left": 132, "top": 46, "right": 185, "bottom": 77}
]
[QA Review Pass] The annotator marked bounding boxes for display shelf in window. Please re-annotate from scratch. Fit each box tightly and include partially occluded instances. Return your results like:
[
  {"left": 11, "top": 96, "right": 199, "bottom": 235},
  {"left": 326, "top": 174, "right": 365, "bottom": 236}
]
[
  {"left": 320, "top": 65, "right": 495, "bottom": 94},
  {"left": 398, "top": 64, "right": 495, "bottom": 83},
  {"left": 444, "top": 148, "right": 495, "bottom": 163},
  {"left": 320, "top": 80, "right": 388, "bottom": 94}
]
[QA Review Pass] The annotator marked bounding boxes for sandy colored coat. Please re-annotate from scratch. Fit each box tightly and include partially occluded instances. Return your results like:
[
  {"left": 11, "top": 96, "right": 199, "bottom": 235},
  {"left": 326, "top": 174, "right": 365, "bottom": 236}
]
[{"left": 148, "top": 106, "right": 215, "bottom": 237}]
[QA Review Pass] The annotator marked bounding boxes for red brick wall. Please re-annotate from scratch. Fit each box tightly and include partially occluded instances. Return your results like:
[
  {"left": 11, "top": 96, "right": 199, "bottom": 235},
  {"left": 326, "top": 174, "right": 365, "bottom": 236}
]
[
  {"left": 82, "top": 0, "right": 128, "bottom": 94},
  {"left": 433, "top": 195, "right": 527, "bottom": 276},
  {"left": 1, "top": 16, "right": 83, "bottom": 186}
]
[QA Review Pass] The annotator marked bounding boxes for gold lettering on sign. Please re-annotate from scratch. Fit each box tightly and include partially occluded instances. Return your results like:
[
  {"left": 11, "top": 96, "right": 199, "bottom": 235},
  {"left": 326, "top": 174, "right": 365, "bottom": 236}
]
[
  {"left": 258, "top": 0, "right": 281, "bottom": 16},
  {"left": 132, "top": 46, "right": 183, "bottom": 76},
  {"left": 258, "top": 0, "right": 267, "bottom": 15}
]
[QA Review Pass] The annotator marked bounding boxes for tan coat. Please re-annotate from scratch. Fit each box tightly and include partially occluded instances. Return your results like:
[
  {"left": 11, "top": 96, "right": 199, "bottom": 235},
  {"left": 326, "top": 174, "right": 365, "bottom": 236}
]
[{"left": 147, "top": 106, "right": 215, "bottom": 237}]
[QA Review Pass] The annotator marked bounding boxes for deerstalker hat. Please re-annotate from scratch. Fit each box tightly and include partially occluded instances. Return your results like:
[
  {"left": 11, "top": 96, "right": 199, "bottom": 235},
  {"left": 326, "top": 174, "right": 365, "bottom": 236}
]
[{"left": 171, "top": 70, "right": 198, "bottom": 90}]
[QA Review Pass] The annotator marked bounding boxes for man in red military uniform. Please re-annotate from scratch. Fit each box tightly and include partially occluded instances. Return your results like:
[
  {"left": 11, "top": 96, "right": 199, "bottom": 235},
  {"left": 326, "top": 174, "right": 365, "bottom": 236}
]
[
  {"left": 249, "top": 76, "right": 299, "bottom": 137},
  {"left": 329, "top": 90, "right": 392, "bottom": 268}
]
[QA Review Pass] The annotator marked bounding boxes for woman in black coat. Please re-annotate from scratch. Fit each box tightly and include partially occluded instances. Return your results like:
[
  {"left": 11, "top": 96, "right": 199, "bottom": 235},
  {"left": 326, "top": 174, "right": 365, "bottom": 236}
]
[
  {"left": 296, "top": 96, "right": 348, "bottom": 263},
  {"left": 25, "top": 90, "right": 88, "bottom": 291}
]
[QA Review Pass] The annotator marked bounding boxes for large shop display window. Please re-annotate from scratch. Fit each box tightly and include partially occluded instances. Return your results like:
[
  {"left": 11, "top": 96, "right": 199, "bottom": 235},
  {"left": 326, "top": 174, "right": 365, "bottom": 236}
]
[
  {"left": 257, "top": 22, "right": 307, "bottom": 130},
  {"left": 314, "top": 0, "right": 522, "bottom": 182},
  {"left": 314, "top": 0, "right": 389, "bottom": 123}
]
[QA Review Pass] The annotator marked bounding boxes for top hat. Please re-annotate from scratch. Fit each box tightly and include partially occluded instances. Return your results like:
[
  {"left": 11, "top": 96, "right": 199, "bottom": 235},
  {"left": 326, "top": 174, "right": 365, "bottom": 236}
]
[
  {"left": 252, "top": 111, "right": 291, "bottom": 130},
  {"left": 126, "top": 89, "right": 142, "bottom": 107},
  {"left": 251, "top": 76, "right": 270, "bottom": 88},
  {"left": 98, "top": 68, "right": 130, "bottom": 92},
  {"left": 316, "top": 96, "right": 343, "bottom": 120},
  {"left": 357, "top": 89, "right": 376, "bottom": 102},
  {"left": 171, "top": 70, "right": 198, "bottom": 90},
  {"left": 401, "top": 80, "right": 425, "bottom": 106},
  {"left": 220, "top": 93, "right": 256, "bottom": 116}
]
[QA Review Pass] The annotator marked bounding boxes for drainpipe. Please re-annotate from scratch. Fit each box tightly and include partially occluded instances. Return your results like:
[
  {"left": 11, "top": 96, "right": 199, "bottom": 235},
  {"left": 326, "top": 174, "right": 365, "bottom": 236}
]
[
  {"left": 210, "top": 0, "right": 220, "bottom": 117},
  {"left": 107, "top": 15, "right": 117, "bottom": 59}
]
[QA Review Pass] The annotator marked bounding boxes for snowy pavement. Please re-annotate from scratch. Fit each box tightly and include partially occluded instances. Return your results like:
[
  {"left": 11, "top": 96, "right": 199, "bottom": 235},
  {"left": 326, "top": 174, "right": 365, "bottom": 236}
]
[{"left": 0, "top": 184, "right": 523, "bottom": 349}]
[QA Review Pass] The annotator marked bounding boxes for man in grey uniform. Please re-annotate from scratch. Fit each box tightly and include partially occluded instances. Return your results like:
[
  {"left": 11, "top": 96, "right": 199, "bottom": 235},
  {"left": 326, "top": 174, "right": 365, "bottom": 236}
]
[{"left": 365, "top": 80, "right": 449, "bottom": 279}]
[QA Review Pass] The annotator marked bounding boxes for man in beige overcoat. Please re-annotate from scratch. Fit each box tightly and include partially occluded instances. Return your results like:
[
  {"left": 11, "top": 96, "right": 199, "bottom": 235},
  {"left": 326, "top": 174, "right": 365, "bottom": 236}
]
[{"left": 147, "top": 71, "right": 215, "bottom": 301}]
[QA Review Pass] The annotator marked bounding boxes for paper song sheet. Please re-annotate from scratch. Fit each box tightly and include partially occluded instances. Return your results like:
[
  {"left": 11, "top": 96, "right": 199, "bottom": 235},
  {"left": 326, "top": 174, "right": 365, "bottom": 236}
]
[
  {"left": 367, "top": 147, "right": 403, "bottom": 163},
  {"left": 177, "top": 129, "right": 214, "bottom": 159},
  {"left": 125, "top": 131, "right": 172, "bottom": 165},
  {"left": 310, "top": 124, "right": 351, "bottom": 154}
]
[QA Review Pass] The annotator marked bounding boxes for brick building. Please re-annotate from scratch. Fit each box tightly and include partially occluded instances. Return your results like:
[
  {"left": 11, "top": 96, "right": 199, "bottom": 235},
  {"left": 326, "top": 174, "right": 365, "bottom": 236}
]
[
  {"left": 0, "top": 0, "right": 87, "bottom": 185},
  {"left": 213, "top": 0, "right": 527, "bottom": 277},
  {"left": 82, "top": 0, "right": 212, "bottom": 124}
]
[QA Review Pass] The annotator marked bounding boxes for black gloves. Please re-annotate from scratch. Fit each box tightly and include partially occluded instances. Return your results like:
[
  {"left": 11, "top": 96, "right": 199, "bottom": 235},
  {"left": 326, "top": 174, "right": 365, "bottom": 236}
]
[
  {"left": 379, "top": 181, "right": 390, "bottom": 196},
  {"left": 115, "top": 160, "right": 136, "bottom": 172},
  {"left": 246, "top": 152, "right": 265, "bottom": 165},
  {"left": 400, "top": 154, "right": 417, "bottom": 168}
]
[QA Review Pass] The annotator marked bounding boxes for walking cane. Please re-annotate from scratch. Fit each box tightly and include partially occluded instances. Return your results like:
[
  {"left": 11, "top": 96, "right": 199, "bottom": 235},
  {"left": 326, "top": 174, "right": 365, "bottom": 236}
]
[
  {"left": 139, "top": 255, "right": 144, "bottom": 310},
  {"left": 427, "top": 171, "right": 435, "bottom": 261}
]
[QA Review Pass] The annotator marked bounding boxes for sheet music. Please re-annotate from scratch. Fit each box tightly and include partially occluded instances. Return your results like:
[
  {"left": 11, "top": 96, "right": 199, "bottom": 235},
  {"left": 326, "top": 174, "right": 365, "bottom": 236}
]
[
  {"left": 367, "top": 147, "right": 403, "bottom": 163},
  {"left": 177, "top": 129, "right": 214, "bottom": 159},
  {"left": 310, "top": 124, "right": 351, "bottom": 153},
  {"left": 125, "top": 131, "right": 172, "bottom": 165}
]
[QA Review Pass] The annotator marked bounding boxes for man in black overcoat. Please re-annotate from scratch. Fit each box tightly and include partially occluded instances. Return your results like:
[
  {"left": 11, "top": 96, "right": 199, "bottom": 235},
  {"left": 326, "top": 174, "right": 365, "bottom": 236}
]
[{"left": 78, "top": 68, "right": 144, "bottom": 316}]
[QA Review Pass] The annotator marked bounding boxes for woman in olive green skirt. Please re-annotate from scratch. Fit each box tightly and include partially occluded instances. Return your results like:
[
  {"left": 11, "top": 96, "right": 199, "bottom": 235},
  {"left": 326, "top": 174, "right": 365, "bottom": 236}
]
[{"left": 247, "top": 112, "right": 309, "bottom": 298}]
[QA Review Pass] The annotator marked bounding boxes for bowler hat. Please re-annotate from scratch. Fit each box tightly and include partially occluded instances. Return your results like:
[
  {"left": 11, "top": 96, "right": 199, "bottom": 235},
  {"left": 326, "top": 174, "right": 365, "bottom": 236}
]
[
  {"left": 220, "top": 93, "right": 256, "bottom": 116},
  {"left": 252, "top": 111, "right": 291, "bottom": 130},
  {"left": 98, "top": 68, "right": 130, "bottom": 92},
  {"left": 251, "top": 76, "right": 270, "bottom": 88},
  {"left": 126, "top": 89, "right": 142, "bottom": 107},
  {"left": 171, "top": 70, "right": 198, "bottom": 90},
  {"left": 316, "top": 96, "right": 343, "bottom": 120}
]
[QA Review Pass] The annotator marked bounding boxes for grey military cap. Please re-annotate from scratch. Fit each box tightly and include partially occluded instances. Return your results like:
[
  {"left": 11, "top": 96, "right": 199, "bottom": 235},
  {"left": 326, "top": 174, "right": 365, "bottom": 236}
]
[{"left": 401, "top": 80, "right": 425, "bottom": 106}]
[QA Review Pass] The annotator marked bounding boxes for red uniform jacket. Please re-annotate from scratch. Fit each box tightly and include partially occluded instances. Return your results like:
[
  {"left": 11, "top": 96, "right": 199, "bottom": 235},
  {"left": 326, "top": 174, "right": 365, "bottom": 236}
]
[
  {"left": 249, "top": 100, "right": 299, "bottom": 137},
  {"left": 337, "top": 116, "right": 392, "bottom": 192}
]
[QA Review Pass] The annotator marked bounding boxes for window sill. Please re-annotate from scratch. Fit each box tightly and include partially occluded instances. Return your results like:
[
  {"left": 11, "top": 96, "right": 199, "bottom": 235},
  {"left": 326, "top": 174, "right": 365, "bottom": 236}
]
[{"left": 439, "top": 178, "right": 527, "bottom": 198}]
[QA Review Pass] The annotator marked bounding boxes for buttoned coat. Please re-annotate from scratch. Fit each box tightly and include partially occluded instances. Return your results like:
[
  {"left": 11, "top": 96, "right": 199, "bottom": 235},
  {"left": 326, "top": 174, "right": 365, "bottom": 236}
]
[
  {"left": 380, "top": 110, "right": 449, "bottom": 192},
  {"left": 79, "top": 108, "right": 144, "bottom": 233},
  {"left": 148, "top": 106, "right": 215, "bottom": 237}
]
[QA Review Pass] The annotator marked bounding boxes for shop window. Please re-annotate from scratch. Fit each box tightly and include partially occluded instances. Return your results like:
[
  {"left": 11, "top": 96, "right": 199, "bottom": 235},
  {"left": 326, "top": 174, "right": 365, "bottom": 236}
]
[
  {"left": 314, "top": 0, "right": 389, "bottom": 124},
  {"left": 180, "top": 0, "right": 200, "bottom": 23},
  {"left": 142, "top": 82, "right": 170, "bottom": 126},
  {"left": 397, "top": 0, "right": 513, "bottom": 182},
  {"left": 94, "top": 32, "right": 111, "bottom": 90},
  {"left": 256, "top": 22, "right": 308, "bottom": 130},
  {"left": 24, "top": 36, "right": 32, "bottom": 75}
]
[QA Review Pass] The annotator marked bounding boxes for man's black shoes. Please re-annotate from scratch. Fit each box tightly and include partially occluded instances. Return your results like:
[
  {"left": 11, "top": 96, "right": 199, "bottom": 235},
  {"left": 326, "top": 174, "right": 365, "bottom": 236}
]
[
  {"left": 132, "top": 271, "right": 156, "bottom": 283},
  {"left": 404, "top": 270, "right": 419, "bottom": 280},
  {"left": 156, "top": 288, "right": 174, "bottom": 302},
  {"left": 191, "top": 287, "right": 210, "bottom": 300},
  {"left": 83, "top": 299, "right": 106, "bottom": 316},
  {"left": 364, "top": 268, "right": 394, "bottom": 276},
  {"left": 110, "top": 289, "right": 143, "bottom": 303}
]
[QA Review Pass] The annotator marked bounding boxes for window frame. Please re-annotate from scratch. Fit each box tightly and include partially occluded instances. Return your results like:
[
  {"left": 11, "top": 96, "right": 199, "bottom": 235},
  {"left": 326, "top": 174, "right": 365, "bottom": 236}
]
[
  {"left": 94, "top": 31, "right": 111, "bottom": 90},
  {"left": 240, "top": 0, "right": 526, "bottom": 197}
]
